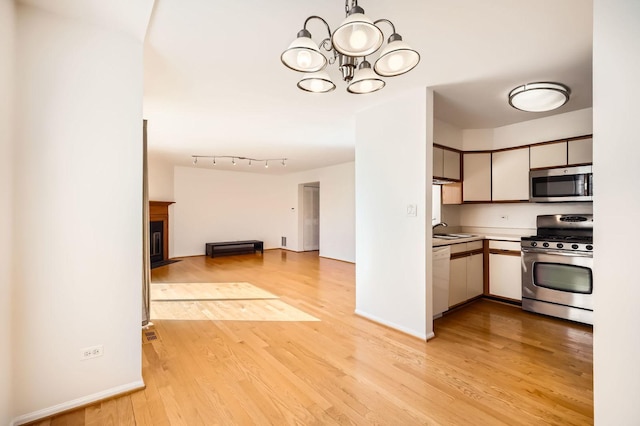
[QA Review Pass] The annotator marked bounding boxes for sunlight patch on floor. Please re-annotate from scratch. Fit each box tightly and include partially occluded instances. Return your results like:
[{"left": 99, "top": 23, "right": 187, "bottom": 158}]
[{"left": 150, "top": 282, "right": 319, "bottom": 322}]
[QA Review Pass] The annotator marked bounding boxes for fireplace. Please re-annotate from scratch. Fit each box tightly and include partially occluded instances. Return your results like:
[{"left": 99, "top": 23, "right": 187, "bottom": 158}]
[
  {"left": 150, "top": 221, "right": 164, "bottom": 263},
  {"left": 149, "top": 201, "right": 174, "bottom": 263}
]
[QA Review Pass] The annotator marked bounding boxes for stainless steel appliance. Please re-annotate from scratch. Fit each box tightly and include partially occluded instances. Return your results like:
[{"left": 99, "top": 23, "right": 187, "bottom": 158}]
[
  {"left": 530, "top": 165, "right": 593, "bottom": 202},
  {"left": 521, "top": 214, "right": 593, "bottom": 325}
]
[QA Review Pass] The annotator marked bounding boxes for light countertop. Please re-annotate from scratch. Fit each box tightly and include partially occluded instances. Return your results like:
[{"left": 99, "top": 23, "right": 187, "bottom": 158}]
[{"left": 432, "top": 231, "right": 526, "bottom": 247}]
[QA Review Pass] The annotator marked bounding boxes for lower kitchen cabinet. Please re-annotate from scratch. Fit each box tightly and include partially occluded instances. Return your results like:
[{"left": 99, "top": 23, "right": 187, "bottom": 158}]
[
  {"left": 448, "top": 241, "right": 484, "bottom": 307},
  {"left": 488, "top": 240, "right": 522, "bottom": 300}
]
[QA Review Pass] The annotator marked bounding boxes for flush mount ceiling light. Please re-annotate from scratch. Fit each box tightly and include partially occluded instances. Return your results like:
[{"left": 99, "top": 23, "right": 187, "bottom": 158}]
[
  {"left": 508, "top": 82, "right": 571, "bottom": 112},
  {"left": 281, "top": 0, "right": 420, "bottom": 94}
]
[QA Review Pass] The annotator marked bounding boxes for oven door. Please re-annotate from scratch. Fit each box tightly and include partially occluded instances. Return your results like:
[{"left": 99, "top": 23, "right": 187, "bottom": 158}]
[{"left": 521, "top": 247, "right": 593, "bottom": 311}]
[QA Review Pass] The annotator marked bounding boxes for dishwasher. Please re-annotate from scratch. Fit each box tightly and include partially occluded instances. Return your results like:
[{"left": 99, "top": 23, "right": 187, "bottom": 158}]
[{"left": 432, "top": 245, "right": 451, "bottom": 319}]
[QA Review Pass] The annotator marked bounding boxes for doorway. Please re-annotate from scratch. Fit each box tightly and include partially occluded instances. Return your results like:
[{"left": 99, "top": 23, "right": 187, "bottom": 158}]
[{"left": 301, "top": 182, "right": 320, "bottom": 251}]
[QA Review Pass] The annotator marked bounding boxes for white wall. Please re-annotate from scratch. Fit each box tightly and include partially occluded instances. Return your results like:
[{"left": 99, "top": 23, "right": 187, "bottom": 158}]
[
  {"left": 434, "top": 118, "right": 463, "bottom": 149},
  {"left": 11, "top": 3, "right": 151, "bottom": 421},
  {"left": 281, "top": 162, "right": 355, "bottom": 262},
  {"left": 148, "top": 152, "right": 175, "bottom": 202},
  {"left": 492, "top": 108, "right": 592, "bottom": 150},
  {"left": 172, "top": 166, "right": 287, "bottom": 257},
  {"left": 0, "top": 0, "right": 15, "bottom": 423},
  {"left": 459, "top": 203, "right": 593, "bottom": 230},
  {"left": 460, "top": 108, "right": 592, "bottom": 151},
  {"left": 170, "top": 162, "right": 356, "bottom": 263},
  {"left": 593, "top": 1, "right": 640, "bottom": 423},
  {"left": 355, "top": 88, "right": 432, "bottom": 339}
]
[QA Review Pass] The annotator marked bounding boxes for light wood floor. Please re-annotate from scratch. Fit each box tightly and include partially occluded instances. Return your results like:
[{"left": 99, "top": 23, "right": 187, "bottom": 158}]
[{"left": 31, "top": 250, "right": 593, "bottom": 425}]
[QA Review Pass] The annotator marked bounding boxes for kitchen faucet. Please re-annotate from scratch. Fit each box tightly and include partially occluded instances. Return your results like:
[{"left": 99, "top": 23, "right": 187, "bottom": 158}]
[{"left": 432, "top": 222, "right": 448, "bottom": 231}]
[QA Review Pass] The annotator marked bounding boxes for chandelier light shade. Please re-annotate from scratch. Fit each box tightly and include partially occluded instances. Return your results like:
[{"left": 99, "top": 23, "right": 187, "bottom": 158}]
[
  {"left": 298, "top": 71, "right": 337, "bottom": 93},
  {"left": 508, "top": 82, "right": 571, "bottom": 112},
  {"left": 374, "top": 34, "right": 421, "bottom": 77},
  {"left": 280, "top": 29, "right": 328, "bottom": 72},
  {"left": 281, "top": 1, "right": 420, "bottom": 94},
  {"left": 347, "top": 60, "right": 385, "bottom": 94},
  {"left": 331, "top": 6, "right": 383, "bottom": 57}
]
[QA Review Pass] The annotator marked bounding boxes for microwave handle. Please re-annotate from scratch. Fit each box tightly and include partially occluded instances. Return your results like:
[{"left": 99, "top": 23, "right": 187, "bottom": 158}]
[{"left": 584, "top": 175, "right": 589, "bottom": 195}]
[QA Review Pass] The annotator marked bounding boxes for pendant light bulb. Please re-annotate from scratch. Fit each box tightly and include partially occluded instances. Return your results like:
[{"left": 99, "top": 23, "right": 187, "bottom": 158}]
[
  {"left": 193, "top": 157, "right": 197, "bottom": 165},
  {"left": 232, "top": 157, "right": 236, "bottom": 165},
  {"left": 282, "top": 159, "right": 286, "bottom": 167},
  {"left": 213, "top": 157, "right": 216, "bottom": 165},
  {"left": 265, "top": 160, "right": 269, "bottom": 169}
]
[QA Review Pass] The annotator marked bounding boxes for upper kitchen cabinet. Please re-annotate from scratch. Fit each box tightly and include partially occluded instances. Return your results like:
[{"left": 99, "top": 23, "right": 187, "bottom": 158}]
[
  {"left": 433, "top": 145, "right": 461, "bottom": 181},
  {"left": 463, "top": 152, "right": 491, "bottom": 202},
  {"left": 568, "top": 137, "right": 593, "bottom": 165},
  {"left": 492, "top": 147, "right": 530, "bottom": 201},
  {"left": 530, "top": 137, "right": 593, "bottom": 169},
  {"left": 530, "top": 142, "right": 567, "bottom": 169}
]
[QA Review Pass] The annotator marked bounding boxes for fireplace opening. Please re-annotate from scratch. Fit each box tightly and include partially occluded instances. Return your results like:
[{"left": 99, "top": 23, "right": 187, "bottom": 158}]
[{"left": 150, "top": 220, "right": 164, "bottom": 264}]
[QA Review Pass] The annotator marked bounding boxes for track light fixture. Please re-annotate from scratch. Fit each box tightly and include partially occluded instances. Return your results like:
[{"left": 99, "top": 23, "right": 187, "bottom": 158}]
[
  {"left": 281, "top": 0, "right": 420, "bottom": 94},
  {"left": 191, "top": 155, "right": 287, "bottom": 169}
]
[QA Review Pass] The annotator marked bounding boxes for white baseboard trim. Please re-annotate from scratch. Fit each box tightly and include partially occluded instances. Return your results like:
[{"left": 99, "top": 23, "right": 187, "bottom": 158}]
[
  {"left": 12, "top": 380, "right": 145, "bottom": 426},
  {"left": 355, "top": 309, "right": 428, "bottom": 340}
]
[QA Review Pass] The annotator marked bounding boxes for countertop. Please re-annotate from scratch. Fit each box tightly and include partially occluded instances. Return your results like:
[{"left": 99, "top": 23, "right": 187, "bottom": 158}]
[{"left": 432, "top": 232, "right": 525, "bottom": 247}]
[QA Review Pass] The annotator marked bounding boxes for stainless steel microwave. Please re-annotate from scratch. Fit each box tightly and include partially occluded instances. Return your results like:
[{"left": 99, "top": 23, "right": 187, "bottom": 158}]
[{"left": 530, "top": 165, "right": 593, "bottom": 202}]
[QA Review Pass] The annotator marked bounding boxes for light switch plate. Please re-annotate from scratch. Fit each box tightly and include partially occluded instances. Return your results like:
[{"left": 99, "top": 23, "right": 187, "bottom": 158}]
[{"left": 407, "top": 204, "right": 417, "bottom": 217}]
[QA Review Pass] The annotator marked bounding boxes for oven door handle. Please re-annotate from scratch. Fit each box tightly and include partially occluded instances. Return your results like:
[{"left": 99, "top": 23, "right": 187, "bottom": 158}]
[{"left": 521, "top": 247, "right": 593, "bottom": 258}]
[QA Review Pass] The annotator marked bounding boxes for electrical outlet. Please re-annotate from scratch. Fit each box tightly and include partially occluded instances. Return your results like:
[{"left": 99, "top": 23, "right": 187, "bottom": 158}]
[{"left": 80, "top": 345, "right": 104, "bottom": 360}]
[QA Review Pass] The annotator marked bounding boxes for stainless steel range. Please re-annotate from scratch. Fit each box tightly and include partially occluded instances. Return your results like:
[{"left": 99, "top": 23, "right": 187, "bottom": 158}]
[{"left": 521, "top": 214, "right": 593, "bottom": 325}]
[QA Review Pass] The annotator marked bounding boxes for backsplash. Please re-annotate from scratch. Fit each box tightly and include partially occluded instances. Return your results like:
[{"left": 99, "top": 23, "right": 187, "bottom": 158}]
[{"left": 443, "top": 202, "right": 593, "bottom": 230}]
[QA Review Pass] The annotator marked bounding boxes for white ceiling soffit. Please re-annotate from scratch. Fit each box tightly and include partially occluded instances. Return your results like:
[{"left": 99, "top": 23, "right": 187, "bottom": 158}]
[
  {"left": 19, "top": 0, "right": 155, "bottom": 41},
  {"left": 23, "top": 0, "right": 593, "bottom": 173}
]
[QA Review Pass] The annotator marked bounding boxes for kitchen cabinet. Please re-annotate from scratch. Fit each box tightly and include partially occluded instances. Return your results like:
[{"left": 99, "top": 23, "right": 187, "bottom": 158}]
[
  {"left": 448, "top": 241, "right": 484, "bottom": 307},
  {"left": 530, "top": 142, "right": 567, "bottom": 169},
  {"left": 488, "top": 240, "right": 522, "bottom": 301},
  {"left": 433, "top": 146, "right": 461, "bottom": 181},
  {"left": 463, "top": 152, "right": 491, "bottom": 202},
  {"left": 492, "top": 147, "right": 529, "bottom": 201},
  {"left": 568, "top": 137, "right": 593, "bottom": 165},
  {"left": 433, "top": 147, "right": 444, "bottom": 178}
]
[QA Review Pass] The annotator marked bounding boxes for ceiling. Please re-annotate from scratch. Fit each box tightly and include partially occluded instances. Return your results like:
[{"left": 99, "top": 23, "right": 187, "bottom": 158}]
[{"left": 143, "top": 0, "right": 593, "bottom": 174}]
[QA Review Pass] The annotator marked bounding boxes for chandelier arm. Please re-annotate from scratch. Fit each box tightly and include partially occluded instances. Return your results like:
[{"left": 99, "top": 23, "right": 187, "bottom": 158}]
[
  {"left": 303, "top": 15, "right": 333, "bottom": 41},
  {"left": 373, "top": 18, "right": 397, "bottom": 36}
]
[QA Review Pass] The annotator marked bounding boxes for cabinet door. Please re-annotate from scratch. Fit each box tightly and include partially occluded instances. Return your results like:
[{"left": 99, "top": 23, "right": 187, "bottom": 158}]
[
  {"left": 449, "top": 257, "right": 467, "bottom": 307},
  {"left": 433, "top": 147, "right": 444, "bottom": 178},
  {"left": 530, "top": 142, "right": 567, "bottom": 169},
  {"left": 568, "top": 138, "right": 593, "bottom": 165},
  {"left": 463, "top": 153, "right": 492, "bottom": 202},
  {"left": 466, "top": 253, "right": 484, "bottom": 299},
  {"left": 492, "top": 148, "right": 530, "bottom": 201},
  {"left": 443, "top": 149, "right": 461, "bottom": 180},
  {"left": 489, "top": 253, "right": 522, "bottom": 300}
]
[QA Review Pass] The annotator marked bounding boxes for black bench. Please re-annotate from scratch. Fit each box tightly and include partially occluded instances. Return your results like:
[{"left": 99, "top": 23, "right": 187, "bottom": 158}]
[{"left": 205, "top": 240, "right": 264, "bottom": 258}]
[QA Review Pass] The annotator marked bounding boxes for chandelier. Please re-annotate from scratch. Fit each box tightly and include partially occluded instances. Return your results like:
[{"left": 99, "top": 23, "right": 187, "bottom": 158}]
[{"left": 281, "top": 0, "right": 420, "bottom": 94}]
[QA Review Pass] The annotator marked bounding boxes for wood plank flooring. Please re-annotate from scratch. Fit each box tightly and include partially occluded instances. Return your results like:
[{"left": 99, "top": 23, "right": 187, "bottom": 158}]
[{"left": 30, "top": 250, "right": 593, "bottom": 425}]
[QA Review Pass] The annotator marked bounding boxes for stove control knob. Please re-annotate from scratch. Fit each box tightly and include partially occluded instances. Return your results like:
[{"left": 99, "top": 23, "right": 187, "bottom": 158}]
[
  {"left": 543, "top": 242, "right": 550, "bottom": 248},
  {"left": 557, "top": 243, "right": 564, "bottom": 249},
  {"left": 572, "top": 244, "right": 579, "bottom": 250},
  {"left": 531, "top": 242, "right": 537, "bottom": 247},
  {"left": 586, "top": 245, "right": 593, "bottom": 251}
]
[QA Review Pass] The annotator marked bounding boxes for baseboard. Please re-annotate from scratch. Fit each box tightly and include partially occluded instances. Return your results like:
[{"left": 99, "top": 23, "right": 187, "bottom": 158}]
[
  {"left": 12, "top": 380, "right": 145, "bottom": 426},
  {"left": 354, "top": 309, "right": 428, "bottom": 340}
]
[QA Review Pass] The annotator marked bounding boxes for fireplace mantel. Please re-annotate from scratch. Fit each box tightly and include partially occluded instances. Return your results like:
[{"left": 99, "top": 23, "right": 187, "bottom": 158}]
[{"left": 149, "top": 201, "right": 174, "bottom": 261}]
